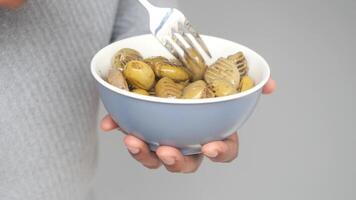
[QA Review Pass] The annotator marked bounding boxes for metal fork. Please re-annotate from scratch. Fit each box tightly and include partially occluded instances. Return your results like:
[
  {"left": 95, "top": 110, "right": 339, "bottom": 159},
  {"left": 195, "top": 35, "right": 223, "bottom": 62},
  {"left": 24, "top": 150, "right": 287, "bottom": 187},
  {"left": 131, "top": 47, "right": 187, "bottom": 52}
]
[{"left": 138, "top": 0, "right": 212, "bottom": 65}]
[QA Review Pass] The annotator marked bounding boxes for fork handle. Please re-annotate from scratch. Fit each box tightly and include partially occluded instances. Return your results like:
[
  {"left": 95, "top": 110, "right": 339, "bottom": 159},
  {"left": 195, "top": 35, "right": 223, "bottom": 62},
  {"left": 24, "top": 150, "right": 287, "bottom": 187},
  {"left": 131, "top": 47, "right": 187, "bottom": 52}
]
[
  {"left": 138, "top": 0, "right": 156, "bottom": 12},
  {"left": 137, "top": 0, "right": 172, "bottom": 34}
]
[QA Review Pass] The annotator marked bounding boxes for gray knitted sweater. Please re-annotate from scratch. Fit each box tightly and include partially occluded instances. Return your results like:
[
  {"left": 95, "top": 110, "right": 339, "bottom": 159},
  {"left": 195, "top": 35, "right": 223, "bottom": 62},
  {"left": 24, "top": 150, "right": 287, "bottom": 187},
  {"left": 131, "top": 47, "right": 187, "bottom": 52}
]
[{"left": 0, "top": 0, "right": 177, "bottom": 199}]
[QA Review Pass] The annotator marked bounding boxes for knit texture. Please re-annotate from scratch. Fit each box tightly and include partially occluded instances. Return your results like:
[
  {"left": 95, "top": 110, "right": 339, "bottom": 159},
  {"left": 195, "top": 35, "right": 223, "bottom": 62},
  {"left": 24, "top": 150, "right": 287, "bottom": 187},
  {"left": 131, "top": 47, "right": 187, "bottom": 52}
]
[{"left": 0, "top": 0, "right": 176, "bottom": 199}]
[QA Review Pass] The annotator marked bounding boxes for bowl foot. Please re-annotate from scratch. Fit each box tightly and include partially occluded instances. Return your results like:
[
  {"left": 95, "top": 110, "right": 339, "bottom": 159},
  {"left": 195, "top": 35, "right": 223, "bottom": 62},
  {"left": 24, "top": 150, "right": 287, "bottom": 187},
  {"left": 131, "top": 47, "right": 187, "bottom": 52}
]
[{"left": 148, "top": 143, "right": 202, "bottom": 155}]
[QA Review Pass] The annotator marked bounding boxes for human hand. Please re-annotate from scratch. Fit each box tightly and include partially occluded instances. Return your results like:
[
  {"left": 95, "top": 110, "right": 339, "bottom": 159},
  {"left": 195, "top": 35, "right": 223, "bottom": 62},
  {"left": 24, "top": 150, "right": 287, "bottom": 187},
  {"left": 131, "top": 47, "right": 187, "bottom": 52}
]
[
  {"left": 0, "top": 0, "right": 25, "bottom": 9},
  {"left": 101, "top": 78, "right": 276, "bottom": 173}
]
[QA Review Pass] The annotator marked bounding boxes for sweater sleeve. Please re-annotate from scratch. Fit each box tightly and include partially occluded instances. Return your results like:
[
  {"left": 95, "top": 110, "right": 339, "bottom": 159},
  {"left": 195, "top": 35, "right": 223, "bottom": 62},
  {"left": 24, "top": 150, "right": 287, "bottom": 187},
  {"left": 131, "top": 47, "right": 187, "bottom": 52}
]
[{"left": 111, "top": 0, "right": 179, "bottom": 42}]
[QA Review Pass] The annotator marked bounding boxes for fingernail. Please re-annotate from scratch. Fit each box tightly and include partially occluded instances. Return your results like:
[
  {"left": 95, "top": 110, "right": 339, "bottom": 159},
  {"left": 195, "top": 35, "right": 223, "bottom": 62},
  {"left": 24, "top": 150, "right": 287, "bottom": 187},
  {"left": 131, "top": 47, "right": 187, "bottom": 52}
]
[
  {"left": 161, "top": 157, "right": 176, "bottom": 165},
  {"left": 127, "top": 147, "right": 140, "bottom": 155},
  {"left": 205, "top": 150, "right": 219, "bottom": 158}
]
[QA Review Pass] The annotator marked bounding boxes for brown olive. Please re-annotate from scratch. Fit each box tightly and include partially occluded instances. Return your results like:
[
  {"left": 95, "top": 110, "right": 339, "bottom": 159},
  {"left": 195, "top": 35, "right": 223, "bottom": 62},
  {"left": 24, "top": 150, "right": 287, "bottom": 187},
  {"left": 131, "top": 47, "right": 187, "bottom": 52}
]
[
  {"left": 107, "top": 69, "right": 129, "bottom": 91},
  {"left": 182, "top": 80, "right": 215, "bottom": 99},
  {"left": 123, "top": 60, "right": 155, "bottom": 91},
  {"left": 208, "top": 79, "right": 237, "bottom": 97},
  {"left": 112, "top": 48, "right": 143, "bottom": 71},
  {"left": 155, "top": 77, "right": 182, "bottom": 98},
  {"left": 239, "top": 75, "right": 255, "bottom": 92},
  {"left": 204, "top": 58, "right": 240, "bottom": 89},
  {"left": 227, "top": 51, "right": 249, "bottom": 77},
  {"left": 131, "top": 88, "right": 150, "bottom": 96},
  {"left": 153, "top": 62, "right": 190, "bottom": 82},
  {"left": 184, "top": 48, "right": 207, "bottom": 81}
]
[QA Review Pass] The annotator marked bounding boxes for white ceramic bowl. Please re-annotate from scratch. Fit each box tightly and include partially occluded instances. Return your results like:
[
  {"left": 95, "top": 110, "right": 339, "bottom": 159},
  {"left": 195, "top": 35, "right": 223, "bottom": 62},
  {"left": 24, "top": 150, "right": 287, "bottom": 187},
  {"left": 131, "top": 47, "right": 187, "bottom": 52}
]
[{"left": 91, "top": 34, "right": 270, "bottom": 155}]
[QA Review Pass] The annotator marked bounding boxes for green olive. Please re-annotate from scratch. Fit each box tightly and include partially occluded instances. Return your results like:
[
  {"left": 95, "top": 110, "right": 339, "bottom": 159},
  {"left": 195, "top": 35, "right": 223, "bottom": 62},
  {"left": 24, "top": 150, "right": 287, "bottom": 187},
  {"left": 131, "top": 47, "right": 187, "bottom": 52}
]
[
  {"left": 239, "top": 75, "right": 255, "bottom": 92},
  {"left": 208, "top": 79, "right": 237, "bottom": 97},
  {"left": 112, "top": 48, "right": 143, "bottom": 71},
  {"left": 227, "top": 52, "right": 244, "bottom": 63},
  {"left": 107, "top": 69, "right": 129, "bottom": 91},
  {"left": 132, "top": 88, "right": 149, "bottom": 96},
  {"left": 155, "top": 77, "right": 182, "bottom": 98},
  {"left": 184, "top": 48, "right": 207, "bottom": 81},
  {"left": 143, "top": 56, "right": 169, "bottom": 68},
  {"left": 176, "top": 80, "right": 190, "bottom": 90},
  {"left": 237, "top": 60, "right": 248, "bottom": 77},
  {"left": 204, "top": 58, "right": 240, "bottom": 89},
  {"left": 182, "top": 80, "right": 215, "bottom": 99},
  {"left": 123, "top": 60, "right": 155, "bottom": 90},
  {"left": 153, "top": 62, "right": 190, "bottom": 82},
  {"left": 227, "top": 51, "right": 249, "bottom": 77}
]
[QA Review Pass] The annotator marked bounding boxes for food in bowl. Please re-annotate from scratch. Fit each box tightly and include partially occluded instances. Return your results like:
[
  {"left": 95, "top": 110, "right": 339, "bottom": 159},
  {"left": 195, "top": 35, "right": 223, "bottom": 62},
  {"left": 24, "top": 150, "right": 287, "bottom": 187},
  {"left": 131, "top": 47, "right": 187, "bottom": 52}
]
[
  {"left": 91, "top": 34, "right": 270, "bottom": 155},
  {"left": 112, "top": 48, "right": 143, "bottom": 71},
  {"left": 106, "top": 48, "right": 255, "bottom": 99}
]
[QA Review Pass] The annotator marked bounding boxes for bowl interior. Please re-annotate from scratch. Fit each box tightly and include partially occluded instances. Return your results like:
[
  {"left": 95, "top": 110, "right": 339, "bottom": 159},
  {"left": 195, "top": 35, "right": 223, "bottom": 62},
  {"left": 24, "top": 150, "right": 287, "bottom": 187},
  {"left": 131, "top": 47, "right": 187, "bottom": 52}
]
[{"left": 91, "top": 34, "right": 270, "bottom": 104}]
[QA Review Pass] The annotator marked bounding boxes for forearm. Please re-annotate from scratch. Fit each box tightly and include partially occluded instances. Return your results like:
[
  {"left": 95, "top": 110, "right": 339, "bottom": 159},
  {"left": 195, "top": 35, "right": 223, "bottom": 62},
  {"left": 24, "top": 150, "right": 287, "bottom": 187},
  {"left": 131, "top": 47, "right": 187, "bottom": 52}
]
[{"left": 111, "top": 0, "right": 179, "bottom": 41}]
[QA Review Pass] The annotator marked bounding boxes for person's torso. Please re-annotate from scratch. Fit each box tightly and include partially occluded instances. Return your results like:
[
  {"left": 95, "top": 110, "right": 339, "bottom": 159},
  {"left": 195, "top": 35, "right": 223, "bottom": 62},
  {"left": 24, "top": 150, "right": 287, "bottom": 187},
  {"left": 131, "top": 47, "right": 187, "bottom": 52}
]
[{"left": 0, "top": 1, "right": 118, "bottom": 199}]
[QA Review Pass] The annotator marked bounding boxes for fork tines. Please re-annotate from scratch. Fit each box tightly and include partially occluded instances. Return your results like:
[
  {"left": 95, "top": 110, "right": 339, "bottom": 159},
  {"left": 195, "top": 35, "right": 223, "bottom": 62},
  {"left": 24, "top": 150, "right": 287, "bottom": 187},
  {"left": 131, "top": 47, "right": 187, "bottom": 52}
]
[
  {"left": 182, "top": 20, "right": 212, "bottom": 58},
  {"left": 162, "top": 20, "right": 212, "bottom": 66}
]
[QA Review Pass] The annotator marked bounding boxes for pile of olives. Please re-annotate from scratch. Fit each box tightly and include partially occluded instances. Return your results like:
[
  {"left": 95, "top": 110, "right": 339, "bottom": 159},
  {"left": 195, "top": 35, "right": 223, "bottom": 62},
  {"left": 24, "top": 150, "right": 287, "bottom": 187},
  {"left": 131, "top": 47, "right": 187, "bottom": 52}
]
[{"left": 106, "top": 48, "right": 255, "bottom": 99}]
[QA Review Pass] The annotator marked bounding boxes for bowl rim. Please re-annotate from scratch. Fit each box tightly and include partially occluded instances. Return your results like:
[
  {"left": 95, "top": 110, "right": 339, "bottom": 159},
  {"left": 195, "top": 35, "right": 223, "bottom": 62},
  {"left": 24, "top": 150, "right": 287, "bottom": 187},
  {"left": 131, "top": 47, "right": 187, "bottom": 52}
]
[{"left": 91, "top": 34, "right": 271, "bottom": 105}]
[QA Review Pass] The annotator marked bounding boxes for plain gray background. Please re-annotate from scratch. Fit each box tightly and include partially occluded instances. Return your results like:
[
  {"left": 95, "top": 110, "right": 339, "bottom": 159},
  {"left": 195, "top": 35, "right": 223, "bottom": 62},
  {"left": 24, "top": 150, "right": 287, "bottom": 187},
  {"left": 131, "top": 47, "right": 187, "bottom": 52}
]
[{"left": 94, "top": 0, "right": 356, "bottom": 199}]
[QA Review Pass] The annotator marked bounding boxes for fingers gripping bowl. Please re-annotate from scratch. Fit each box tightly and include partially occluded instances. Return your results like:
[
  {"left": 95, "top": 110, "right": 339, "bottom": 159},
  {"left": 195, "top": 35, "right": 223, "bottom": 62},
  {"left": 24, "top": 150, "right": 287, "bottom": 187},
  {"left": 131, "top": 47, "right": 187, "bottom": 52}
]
[{"left": 91, "top": 34, "right": 270, "bottom": 155}]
